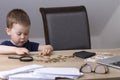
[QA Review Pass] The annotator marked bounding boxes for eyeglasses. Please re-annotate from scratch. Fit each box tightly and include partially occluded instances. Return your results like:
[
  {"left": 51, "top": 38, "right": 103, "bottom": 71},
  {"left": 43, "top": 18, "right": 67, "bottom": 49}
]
[{"left": 80, "top": 63, "right": 109, "bottom": 74}]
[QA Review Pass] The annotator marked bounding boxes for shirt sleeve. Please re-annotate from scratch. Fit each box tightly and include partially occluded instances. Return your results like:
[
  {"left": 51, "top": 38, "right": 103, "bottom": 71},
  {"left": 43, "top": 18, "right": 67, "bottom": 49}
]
[{"left": 0, "top": 41, "right": 15, "bottom": 46}]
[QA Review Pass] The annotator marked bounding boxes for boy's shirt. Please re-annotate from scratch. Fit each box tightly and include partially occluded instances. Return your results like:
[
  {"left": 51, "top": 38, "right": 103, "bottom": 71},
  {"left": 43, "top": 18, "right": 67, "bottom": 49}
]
[{"left": 0, "top": 40, "right": 39, "bottom": 51}]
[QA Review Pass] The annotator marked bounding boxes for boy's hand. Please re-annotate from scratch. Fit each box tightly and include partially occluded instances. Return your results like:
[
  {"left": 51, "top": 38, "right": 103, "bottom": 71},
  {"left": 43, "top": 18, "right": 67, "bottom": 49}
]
[
  {"left": 15, "top": 48, "right": 30, "bottom": 55},
  {"left": 39, "top": 45, "right": 53, "bottom": 56}
]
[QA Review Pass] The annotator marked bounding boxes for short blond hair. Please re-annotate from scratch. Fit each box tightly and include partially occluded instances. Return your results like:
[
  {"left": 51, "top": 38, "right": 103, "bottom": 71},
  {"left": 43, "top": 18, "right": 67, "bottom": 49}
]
[{"left": 6, "top": 9, "right": 31, "bottom": 28}]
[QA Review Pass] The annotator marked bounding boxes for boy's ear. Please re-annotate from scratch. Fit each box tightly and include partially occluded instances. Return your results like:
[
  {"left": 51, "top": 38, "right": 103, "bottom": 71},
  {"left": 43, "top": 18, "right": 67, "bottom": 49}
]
[{"left": 6, "top": 28, "right": 11, "bottom": 35}]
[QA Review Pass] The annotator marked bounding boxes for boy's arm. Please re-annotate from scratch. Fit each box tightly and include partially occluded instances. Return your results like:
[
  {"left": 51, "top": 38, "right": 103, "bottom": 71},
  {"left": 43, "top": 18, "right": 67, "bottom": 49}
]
[
  {"left": 0, "top": 45, "right": 29, "bottom": 55},
  {"left": 38, "top": 44, "right": 53, "bottom": 56}
]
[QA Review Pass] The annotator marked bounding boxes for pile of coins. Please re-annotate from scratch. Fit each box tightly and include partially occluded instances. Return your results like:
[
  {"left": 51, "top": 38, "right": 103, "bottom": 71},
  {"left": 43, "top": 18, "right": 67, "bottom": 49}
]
[{"left": 33, "top": 55, "right": 74, "bottom": 63}]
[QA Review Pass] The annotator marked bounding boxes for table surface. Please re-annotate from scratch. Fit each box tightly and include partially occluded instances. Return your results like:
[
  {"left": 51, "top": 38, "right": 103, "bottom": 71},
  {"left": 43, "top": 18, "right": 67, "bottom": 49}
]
[{"left": 0, "top": 48, "right": 120, "bottom": 80}]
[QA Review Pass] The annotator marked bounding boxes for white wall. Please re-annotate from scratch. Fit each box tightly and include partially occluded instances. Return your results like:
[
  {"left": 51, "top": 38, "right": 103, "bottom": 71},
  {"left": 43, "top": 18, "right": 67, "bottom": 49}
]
[{"left": 0, "top": 0, "right": 120, "bottom": 49}]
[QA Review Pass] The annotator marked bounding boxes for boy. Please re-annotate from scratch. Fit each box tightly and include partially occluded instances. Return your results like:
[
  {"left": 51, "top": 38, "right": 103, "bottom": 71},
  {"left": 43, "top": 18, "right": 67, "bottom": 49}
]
[{"left": 0, "top": 9, "right": 53, "bottom": 55}]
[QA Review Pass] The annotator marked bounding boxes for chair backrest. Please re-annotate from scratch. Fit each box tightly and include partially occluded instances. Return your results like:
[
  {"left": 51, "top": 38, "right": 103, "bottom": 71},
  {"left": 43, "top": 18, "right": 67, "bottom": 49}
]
[{"left": 40, "top": 6, "right": 91, "bottom": 50}]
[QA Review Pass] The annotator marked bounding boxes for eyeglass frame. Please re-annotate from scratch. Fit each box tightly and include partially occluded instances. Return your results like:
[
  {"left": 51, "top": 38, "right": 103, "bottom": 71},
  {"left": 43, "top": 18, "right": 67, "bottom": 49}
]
[{"left": 80, "top": 63, "right": 109, "bottom": 74}]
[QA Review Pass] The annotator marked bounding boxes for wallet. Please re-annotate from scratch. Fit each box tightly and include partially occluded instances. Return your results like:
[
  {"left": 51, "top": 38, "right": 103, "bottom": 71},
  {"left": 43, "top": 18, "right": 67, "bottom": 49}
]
[{"left": 73, "top": 51, "right": 96, "bottom": 59}]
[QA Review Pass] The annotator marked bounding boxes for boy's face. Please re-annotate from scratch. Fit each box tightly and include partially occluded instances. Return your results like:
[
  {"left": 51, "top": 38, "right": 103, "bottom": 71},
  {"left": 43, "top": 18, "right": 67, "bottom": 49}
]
[{"left": 6, "top": 23, "right": 30, "bottom": 46}]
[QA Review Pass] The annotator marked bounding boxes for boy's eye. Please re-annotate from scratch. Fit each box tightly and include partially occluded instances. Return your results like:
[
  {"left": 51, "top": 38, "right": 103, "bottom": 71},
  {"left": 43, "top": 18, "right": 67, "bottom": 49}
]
[
  {"left": 24, "top": 33, "right": 28, "bottom": 35},
  {"left": 17, "top": 33, "right": 21, "bottom": 35},
  {"left": 16, "top": 32, "right": 29, "bottom": 36}
]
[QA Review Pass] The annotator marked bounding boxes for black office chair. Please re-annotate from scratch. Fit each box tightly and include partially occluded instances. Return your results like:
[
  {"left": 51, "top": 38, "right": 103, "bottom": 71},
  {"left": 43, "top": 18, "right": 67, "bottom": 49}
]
[{"left": 40, "top": 6, "right": 91, "bottom": 50}]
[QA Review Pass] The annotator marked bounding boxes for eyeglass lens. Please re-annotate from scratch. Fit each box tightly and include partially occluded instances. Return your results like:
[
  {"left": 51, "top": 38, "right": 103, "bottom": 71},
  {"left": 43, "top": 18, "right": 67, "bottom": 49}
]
[{"left": 80, "top": 63, "right": 109, "bottom": 74}]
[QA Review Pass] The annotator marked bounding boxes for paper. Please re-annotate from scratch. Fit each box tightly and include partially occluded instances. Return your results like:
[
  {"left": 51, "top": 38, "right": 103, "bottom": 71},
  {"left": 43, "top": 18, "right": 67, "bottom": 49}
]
[
  {"left": 86, "top": 52, "right": 113, "bottom": 62},
  {"left": 9, "top": 67, "right": 83, "bottom": 80},
  {"left": 9, "top": 73, "right": 80, "bottom": 80},
  {"left": 0, "top": 64, "right": 83, "bottom": 80},
  {"left": 33, "top": 67, "right": 83, "bottom": 79},
  {"left": 9, "top": 72, "right": 54, "bottom": 80},
  {"left": 0, "top": 64, "right": 44, "bottom": 79},
  {"left": 33, "top": 67, "right": 81, "bottom": 75}
]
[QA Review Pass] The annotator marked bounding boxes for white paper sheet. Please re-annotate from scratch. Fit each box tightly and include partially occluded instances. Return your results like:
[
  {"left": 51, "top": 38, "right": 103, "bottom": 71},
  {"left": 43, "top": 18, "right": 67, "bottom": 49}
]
[
  {"left": 9, "top": 67, "right": 83, "bottom": 80},
  {"left": 33, "top": 67, "right": 82, "bottom": 76},
  {"left": 0, "top": 64, "right": 83, "bottom": 80},
  {"left": 0, "top": 64, "right": 44, "bottom": 79},
  {"left": 9, "top": 72, "right": 54, "bottom": 80}
]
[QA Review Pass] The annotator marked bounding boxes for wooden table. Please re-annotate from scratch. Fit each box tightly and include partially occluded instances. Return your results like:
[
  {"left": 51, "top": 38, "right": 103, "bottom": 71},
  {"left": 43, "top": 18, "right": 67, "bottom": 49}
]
[{"left": 0, "top": 49, "right": 120, "bottom": 80}]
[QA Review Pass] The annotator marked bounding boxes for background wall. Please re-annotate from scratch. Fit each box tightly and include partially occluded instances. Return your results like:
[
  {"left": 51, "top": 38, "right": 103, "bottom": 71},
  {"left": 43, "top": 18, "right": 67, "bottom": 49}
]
[{"left": 0, "top": 0, "right": 120, "bottom": 49}]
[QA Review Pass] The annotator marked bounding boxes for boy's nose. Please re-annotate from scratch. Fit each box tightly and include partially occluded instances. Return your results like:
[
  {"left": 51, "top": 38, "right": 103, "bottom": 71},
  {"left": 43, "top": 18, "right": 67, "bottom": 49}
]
[{"left": 20, "top": 34, "right": 25, "bottom": 39}]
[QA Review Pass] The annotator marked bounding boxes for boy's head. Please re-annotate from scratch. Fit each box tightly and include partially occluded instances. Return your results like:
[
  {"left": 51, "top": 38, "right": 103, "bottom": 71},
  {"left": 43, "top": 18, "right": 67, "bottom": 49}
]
[
  {"left": 6, "top": 9, "right": 31, "bottom": 46},
  {"left": 7, "top": 9, "right": 31, "bottom": 29}
]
